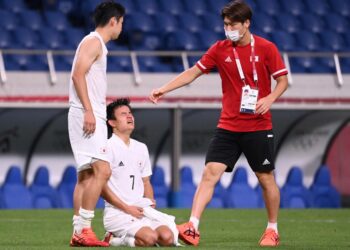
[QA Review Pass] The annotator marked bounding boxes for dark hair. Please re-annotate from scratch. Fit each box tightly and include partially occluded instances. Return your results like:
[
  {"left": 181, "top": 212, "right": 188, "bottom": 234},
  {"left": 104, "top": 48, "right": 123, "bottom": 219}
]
[
  {"left": 106, "top": 98, "right": 132, "bottom": 136},
  {"left": 221, "top": 0, "right": 252, "bottom": 23},
  {"left": 93, "top": 1, "right": 125, "bottom": 27}
]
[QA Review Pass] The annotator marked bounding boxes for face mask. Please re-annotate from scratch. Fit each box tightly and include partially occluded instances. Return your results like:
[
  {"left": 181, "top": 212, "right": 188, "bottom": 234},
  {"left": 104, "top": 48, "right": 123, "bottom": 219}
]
[{"left": 225, "top": 29, "right": 243, "bottom": 42}]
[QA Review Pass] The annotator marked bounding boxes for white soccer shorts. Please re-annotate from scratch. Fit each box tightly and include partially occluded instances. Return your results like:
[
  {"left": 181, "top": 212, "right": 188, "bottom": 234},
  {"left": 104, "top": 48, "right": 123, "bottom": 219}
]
[{"left": 68, "top": 107, "right": 108, "bottom": 172}]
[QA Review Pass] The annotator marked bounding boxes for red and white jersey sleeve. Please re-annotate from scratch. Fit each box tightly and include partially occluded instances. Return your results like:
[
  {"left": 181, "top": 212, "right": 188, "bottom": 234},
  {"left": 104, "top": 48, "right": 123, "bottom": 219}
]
[
  {"left": 196, "top": 42, "right": 218, "bottom": 74},
  {"left": 265, "top": 42, "right": 288, "bottom": 79}
]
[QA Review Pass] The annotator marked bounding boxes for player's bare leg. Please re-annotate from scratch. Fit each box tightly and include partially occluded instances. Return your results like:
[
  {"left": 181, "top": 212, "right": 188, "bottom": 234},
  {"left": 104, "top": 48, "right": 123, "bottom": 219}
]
[
  {"left": 73, "top": 169, "right": 93, "bottom": 215},
  {"left": 256, "top": 171, "right": 280, "bottom": 247},
  {"left": 81, "top": 160, "right": 111, "bottom": 209},
  {"left": 71, "top": 169, "right": 92, "bottom": 243},
  {"left": 70, "top": 160, "right": 111, "bottom": 247},
  {"left": 191, "top": 162, "right": 226, "bottom": 219},
  {"left": 256, "top": 171, "right": 279, "bottom": 223},
  {"left": 178, "top": 162, "right": 226, "bottom": 246}
]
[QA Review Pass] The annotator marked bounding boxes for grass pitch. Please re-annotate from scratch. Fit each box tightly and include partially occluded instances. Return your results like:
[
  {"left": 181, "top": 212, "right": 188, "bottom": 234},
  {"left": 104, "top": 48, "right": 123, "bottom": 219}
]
[{"left": 0, "top": 209, "right": 349, "bottom": 249}]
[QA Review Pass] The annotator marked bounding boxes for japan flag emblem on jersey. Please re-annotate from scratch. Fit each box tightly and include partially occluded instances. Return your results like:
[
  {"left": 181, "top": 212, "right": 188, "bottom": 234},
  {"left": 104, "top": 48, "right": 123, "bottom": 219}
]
[{"left": 250, "top": 56, "right": 259, "bottom": 62}]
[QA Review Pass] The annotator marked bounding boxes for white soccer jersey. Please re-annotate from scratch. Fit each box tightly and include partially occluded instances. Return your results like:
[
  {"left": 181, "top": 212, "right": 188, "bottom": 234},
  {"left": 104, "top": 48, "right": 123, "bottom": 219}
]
[
  {"left": 105, "top": 134, "right": 152, "bottom": 207},
  {"left": 69, "top": 31, "right": 108, "bottom": 119}
]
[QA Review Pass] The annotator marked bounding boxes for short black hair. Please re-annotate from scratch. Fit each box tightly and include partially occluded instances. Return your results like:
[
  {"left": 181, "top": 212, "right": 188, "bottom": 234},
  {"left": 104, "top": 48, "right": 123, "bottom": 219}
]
[
  {"left": 93, "top": 1, "right": 125, "bottom": 28},
  {"left": 106, "top": 98, "right": 132, "bottom": 136},
  {"left": 221, "top": 0, "right": 253, "bottom": 23}
]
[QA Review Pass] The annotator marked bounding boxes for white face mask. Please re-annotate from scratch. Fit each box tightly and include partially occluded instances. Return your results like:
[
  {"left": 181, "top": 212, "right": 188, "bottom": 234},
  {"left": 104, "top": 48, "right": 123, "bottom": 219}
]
[{"left": 225, "top": 29, "right": 243, "bottom": 42}]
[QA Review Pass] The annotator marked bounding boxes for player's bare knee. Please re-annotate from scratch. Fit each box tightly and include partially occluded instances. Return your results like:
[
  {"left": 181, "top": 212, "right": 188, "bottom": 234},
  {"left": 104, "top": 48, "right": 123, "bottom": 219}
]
[
  {"left": 202, "top": 166, "right": 220, "bottom": 185},
  {"left": 140, "top": 231, "right": 158, "bottom": 246},
  {"left": 158, "top": 230, "right": 174, "bottom": 246},
  {"left": 92, "top": 160, "right": 111, "bottom": 176},
  {"left": 95, "top": 164, "right": 111, "bottom": 181},
  {"left": 257, "top": 172, "right": 278, "bottom": 192}
]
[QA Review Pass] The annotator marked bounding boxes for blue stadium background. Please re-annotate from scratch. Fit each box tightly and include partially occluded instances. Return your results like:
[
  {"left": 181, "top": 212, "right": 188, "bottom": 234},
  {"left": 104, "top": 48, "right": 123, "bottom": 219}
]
[
  {"left": 0, "top": 0, "right": 349, "bottom": 210},
  {"left": 0, "top": 0, "right": 349, "bottom": 72}
]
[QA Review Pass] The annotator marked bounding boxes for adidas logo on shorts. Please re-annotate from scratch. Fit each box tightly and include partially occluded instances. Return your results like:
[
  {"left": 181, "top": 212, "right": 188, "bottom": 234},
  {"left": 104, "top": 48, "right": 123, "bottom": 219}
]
[
  {"left": 118, "top": 161, "right": 125, "bottom": 167},
  {"left": 262, "top": 159, "right": 270, "bottom": 166}
]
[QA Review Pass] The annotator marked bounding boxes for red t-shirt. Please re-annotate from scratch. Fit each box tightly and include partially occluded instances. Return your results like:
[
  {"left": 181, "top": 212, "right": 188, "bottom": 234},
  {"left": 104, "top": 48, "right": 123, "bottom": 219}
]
[{"left": 196, "top": 35, "right": 288, "bottom": 132}]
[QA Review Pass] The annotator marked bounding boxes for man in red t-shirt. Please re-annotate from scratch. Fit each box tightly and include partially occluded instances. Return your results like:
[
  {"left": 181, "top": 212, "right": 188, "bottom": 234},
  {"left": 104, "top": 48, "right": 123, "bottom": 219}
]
[{"left": 150, "top": 1, "right": 288, "bottom": 247}]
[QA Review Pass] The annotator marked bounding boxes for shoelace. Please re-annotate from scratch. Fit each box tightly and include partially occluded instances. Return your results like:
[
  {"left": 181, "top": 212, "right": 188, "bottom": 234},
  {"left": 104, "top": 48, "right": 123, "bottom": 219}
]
[
  {"left": 264, "top": 230, "right": 278, "bottom": 241},
  {"left": 184, "top": 227, "right": 199, "bottom": 239}
]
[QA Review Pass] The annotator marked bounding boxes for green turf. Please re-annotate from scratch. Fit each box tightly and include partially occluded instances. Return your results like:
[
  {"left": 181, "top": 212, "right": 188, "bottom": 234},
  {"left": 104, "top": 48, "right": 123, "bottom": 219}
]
[{"left": 0, "top": 209, "right": 349, "bottom": 249}]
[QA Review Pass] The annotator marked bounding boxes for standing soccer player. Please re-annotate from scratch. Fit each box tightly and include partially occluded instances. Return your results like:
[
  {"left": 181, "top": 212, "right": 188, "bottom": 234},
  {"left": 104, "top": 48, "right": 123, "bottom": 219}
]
[
  {"left": 149, "top": 0, "right": 288, "bottom": 247},
  {"left": 68, "top": 1, "right": 125, "bottom": 247}
]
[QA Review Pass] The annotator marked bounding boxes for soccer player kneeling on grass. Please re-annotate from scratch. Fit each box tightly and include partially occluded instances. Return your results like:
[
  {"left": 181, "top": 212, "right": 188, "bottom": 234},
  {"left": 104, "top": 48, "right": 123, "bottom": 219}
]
[{"left": 101, "top": 98, "right": 179, "bottom": 247}]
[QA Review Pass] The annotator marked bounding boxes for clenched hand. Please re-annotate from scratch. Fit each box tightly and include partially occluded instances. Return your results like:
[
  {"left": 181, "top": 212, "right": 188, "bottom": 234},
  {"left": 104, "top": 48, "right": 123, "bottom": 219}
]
[
  {"left": 149, "top": 88, "right": 164, "bottom": 104},
  {"left": 125, "top": 205, "right": 144, "bottom": 219}
]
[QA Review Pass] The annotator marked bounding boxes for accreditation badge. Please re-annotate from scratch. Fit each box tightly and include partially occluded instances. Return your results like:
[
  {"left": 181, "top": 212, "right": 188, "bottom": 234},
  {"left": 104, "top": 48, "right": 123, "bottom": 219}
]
[{"left": 240, "top": 85, "right": 258, "bottom": 114}]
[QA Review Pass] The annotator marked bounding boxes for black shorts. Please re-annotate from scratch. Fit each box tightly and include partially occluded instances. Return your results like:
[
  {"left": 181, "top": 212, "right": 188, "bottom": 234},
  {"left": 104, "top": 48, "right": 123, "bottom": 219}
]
[{"left": 205, "top": 128, "right": 275, "bottom": 173}]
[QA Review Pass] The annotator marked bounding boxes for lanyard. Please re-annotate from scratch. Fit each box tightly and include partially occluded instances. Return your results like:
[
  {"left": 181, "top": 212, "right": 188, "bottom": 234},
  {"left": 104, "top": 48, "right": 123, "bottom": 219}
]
[{"left": 232, "top": 34, "right": 258, "bottom": 86}]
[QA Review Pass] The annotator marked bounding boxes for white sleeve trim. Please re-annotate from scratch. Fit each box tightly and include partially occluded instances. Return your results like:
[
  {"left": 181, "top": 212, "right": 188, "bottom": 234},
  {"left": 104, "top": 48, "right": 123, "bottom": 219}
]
[
  {"left": 272, "top": 68, "right": 288, "bottom": 76},
  {"left": 197, "top": 60, "right": 206, "bottom": 70}
]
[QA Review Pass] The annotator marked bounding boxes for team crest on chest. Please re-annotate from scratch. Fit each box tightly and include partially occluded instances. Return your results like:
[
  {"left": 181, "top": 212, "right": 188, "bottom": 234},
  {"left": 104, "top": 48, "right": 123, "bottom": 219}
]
[
  {"left": 250, "top": 56, "right": 259, "bottom": 62},
  {"left": 100, "top": 147, "right": 107, "bottom": 154}
]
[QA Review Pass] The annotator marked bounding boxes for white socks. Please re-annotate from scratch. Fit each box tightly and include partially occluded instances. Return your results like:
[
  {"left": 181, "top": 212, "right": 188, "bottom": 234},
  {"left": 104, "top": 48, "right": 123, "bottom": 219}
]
[
  {"left": 73, "top": 208, "right": 95, "bottom": 234},
  {"left": 190, "top": 216, "right": 200, "bottom": 231},
  {"left": 72, "top": 215, "right": 80, "bottom": 226},
  {"left": 110, "top": 236, "right": 135, "bottom": 247},
  {"left": 124, "top": 237, "right": 136, "bottom": 247},
  {"left": 72, "top": 215, "right": 80, "bottom": 233},
  {"left": 267, "top": 222, "right": 278, "bottom": 233}
]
